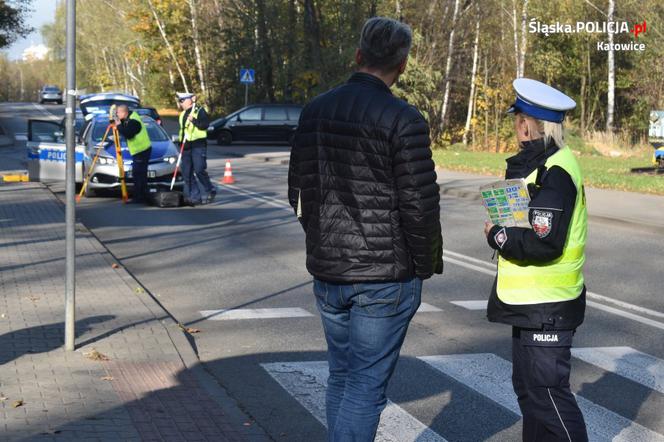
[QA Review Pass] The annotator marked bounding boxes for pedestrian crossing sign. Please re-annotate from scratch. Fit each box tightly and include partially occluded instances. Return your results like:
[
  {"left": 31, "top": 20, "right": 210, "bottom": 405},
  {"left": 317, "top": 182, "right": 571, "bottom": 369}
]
[{"left": 240, "top": 69, "right": 255, "bottom": 84}]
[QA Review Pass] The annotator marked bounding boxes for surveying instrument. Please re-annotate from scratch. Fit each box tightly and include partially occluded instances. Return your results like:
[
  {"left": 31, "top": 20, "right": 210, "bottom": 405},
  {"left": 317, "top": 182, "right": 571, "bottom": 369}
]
[{"left": 77, "top": 105, "right": 129, "bottom": 203}]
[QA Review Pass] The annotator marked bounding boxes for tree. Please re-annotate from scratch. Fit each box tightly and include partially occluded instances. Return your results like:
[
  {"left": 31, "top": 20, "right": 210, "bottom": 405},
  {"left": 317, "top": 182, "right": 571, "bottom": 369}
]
[
  {"left": 0, "top": 0, "right": 33, "bottom": 49},
  {"left": 605, "top": 0, "right": 615, "bottom": 132}
]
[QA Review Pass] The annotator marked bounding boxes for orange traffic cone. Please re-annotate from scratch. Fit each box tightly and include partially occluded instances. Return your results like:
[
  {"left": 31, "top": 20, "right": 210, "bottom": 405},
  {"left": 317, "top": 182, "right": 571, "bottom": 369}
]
[{"left": 221, "top": 160, "right": 235, "bottom": 184}]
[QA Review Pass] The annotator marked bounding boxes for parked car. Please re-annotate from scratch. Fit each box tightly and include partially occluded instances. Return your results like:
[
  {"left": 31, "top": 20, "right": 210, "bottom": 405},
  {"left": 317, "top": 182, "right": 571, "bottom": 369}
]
[
  {"left": 207, "top": 104, "right": 302, "bottom": 145},
  {"left": 79, "top": 114, "right": 181, "bottom": 196},
  {"left": 39, "top": 86, "right": 63, "bottom": 104},
  {"left": 135, "top": 107, "right": 162, "bottom": 125}
]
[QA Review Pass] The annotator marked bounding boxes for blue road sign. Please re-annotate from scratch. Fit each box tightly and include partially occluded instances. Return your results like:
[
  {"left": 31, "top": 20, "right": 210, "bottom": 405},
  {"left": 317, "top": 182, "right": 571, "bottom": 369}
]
[{"left": 240, "top": 69, "right": 255, "bottom": 84}]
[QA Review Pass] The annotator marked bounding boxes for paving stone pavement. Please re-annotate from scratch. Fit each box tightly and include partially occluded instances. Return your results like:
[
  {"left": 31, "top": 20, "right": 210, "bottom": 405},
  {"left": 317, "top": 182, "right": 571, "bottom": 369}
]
[{"left": 0, "top": 183, "right": 270, "bottom": 442}]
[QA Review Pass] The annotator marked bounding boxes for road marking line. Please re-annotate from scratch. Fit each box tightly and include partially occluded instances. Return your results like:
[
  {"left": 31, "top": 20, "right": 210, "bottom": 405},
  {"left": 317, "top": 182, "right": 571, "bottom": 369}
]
[
  {"left": 450, "top": 300, "right": 486, "bottom": 311},
  {"left": 262, "top": 361, "right": 447, "bottom": 442},
  {"left": 419, "top": 354, "right": 664, "bottom": 442},
  {"left": 418, "top": 302, "right": 443, "bottom": 313},
  {"left": 216, "top": 184, "right": 664, "bottom": 328},
  {"left": 32, "top": 103, "right": 61, "bottom": 121},
  {"left": 200, "top": 307, "right": 314, "bottom": 320},
  {"left": 586, "top": 301, "right": 664, "bottom": 331},
  {"left": 572, "top": 347, "right": 664, "bottom": 394}
]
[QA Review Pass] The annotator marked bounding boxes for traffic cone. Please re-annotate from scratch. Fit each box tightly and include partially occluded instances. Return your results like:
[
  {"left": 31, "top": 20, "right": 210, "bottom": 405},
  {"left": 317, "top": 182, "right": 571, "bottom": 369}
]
[{"left": 221, "top": 160, "right": 235, "bottom": 184}]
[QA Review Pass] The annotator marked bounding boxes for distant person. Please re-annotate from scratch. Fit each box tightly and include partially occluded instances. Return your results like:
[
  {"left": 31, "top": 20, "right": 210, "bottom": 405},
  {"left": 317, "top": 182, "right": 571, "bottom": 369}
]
[
  {"left": 484, "top": 78, "right": 588, "bottom": 442},
  {"left": 288, "top": 17, "right": 443, "bottom": 442},
  {"left": 114, "top": 104, "right": 151, "bottom": 204},
  {"left": 177, "top": 92, "right": 215, "bottom": 206}
]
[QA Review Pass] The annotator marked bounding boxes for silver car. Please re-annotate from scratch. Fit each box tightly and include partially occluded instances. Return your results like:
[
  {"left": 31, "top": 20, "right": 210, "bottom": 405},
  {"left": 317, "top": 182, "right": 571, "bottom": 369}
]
[
  {"left": 39, "top": 86, "right": 63, "bottom": 104},
  {"left": 80, "top": 114, "right": 182, "bottom": 197}
]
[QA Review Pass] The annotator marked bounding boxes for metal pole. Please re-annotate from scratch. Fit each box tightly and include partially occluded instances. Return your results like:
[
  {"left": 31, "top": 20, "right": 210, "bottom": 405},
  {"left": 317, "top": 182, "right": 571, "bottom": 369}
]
[
  {"left": 244, "top": 83, "right": 248, "bottom": 107},
  {"left": 64, "top": 0, "right": 76, "bottom": 351}
]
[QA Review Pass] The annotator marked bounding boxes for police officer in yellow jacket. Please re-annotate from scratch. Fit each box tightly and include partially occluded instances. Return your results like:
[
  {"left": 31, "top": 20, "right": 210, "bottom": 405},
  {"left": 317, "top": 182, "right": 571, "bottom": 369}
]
[
  {"left": 115, "top": 105, "right": 152, "bottom": 204},
  {"left": 177, "top": 93, "right": 215, "bottom": 206},
  {"left": 484, "top": 78, "right": 588, "bottom": 442}
]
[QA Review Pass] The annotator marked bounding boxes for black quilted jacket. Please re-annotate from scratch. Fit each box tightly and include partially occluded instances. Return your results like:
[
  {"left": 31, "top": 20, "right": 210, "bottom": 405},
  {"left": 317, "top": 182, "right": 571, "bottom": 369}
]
[{"left": 288, "top": 72, "right": 443, "bottom": 283}]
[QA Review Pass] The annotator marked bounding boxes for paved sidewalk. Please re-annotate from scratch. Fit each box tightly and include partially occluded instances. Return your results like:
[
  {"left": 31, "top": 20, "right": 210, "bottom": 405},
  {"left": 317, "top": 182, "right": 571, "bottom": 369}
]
[
  {"left": 0, "top": 182, "right": 270, "bottom": 441},
  {"left": 436, "top": 168, "right": 664, "bottom": 230}
]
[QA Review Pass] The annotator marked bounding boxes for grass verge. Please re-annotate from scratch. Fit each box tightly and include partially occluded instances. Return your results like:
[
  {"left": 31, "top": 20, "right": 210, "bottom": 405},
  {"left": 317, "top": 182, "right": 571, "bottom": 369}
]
[{"left": 432, "top": 149, "right": 664, "bottom": 195}]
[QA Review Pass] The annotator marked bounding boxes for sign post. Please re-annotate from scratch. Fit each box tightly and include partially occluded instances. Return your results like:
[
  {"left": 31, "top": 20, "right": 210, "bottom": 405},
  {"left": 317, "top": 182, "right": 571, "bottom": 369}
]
[
  {"left": 64, "top": 0, "right": 76, "bottom": 351},
  {"left": 240, "top": 68, "right": 255, "bottom": 107}
]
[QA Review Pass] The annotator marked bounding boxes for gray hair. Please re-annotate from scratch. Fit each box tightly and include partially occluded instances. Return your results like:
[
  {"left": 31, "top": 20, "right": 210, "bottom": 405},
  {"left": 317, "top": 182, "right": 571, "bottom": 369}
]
[{"left": 359, "top": 17, "right": 412, "bottom": 72}]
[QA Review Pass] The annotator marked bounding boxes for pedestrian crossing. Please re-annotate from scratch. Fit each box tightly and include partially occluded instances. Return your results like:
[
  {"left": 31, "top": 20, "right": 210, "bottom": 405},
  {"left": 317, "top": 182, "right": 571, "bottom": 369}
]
[{"left": 263, "top": 347, "right": 664, "bottom": 442}]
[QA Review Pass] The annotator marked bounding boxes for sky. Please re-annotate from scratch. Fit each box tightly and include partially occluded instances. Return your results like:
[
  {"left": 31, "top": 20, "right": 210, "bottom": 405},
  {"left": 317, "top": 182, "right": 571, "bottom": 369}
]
[{"left": 3, "top": 0, "right": 57, "bottom": 60}]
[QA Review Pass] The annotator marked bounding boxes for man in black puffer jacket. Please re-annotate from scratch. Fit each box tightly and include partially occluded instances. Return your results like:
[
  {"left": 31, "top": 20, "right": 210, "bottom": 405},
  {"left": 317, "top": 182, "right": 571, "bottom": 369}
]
[{"left": 288, "top": 17, "right": 443, "bottom": 442}]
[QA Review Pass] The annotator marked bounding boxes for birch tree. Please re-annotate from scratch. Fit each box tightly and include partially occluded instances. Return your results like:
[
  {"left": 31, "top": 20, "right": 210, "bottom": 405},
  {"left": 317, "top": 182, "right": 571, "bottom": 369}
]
[
  {"left": 606, "top": 0, "right": 615, "bottom": 132},
  {"left": 188, "top": 0, "right": 207, "bottom": 97},
  {"left": 463, "top": 17, "right": 481, "bottom": 146},
  {"left": 438, "top": 0, "right": 461, "bottom": 134}
]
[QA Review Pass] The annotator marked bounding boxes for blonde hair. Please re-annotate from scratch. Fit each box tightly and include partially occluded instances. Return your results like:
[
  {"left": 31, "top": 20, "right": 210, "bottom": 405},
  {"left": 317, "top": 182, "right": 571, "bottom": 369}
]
[{"left": 521, "top": 114, "right": 565, "bottom": 149}]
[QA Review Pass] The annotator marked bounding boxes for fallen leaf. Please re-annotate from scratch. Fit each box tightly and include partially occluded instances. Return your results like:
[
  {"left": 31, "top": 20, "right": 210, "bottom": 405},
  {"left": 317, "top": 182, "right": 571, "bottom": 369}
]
[
  {"left": 83, "top": 349, "right": 110, "bottom": 361},
  {"left": 0, "top": 313, "right": 5, "bottom": 318},
  {"left": 134, "top": 287, "right": 145, "bottom": 294},
  {"left": 11, "top": 400, "right": 23, "bottom": 408},
  {"left": 25, "top": 296, "right": 40, "bottom": 302},
  {"left": 111, "top": 263, "right": 119, "bottom": 269},
  {"left": 100, "top": 376, "right": 114, "bottom": 381},
  {"left": 0, "top": 396, "right": 7, "bottom": 401},
  {"left": 185, "top": 327, "right": 201, "bottom": 334},
  {"left": 243, "top": 422, "right": 252, "bottom": 427}
]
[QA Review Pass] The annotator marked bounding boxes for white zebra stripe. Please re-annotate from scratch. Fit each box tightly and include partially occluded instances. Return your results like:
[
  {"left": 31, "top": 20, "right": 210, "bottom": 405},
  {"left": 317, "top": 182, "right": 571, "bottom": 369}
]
[
  {"left": 573, "top": 347, "right": 664, "bottom": 394},
  {"left": 419, "top": 354, "right": 664, "bottom": 442},
  {"left": 262, "top": 361, "right": 446, "bottom": 442}
]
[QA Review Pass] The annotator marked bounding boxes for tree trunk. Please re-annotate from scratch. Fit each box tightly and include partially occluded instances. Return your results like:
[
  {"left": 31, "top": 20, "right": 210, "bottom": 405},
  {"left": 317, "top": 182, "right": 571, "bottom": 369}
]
[
  {"left": 518, "top": 0, "right": 528, "bottom": 77},
  {"left": 256, "top": 0, "right": 275, "bottom": 101},
  {"left": 285, "top": 0, "right": 296, "bottom": 101},
  {"left": 303, "top": 0, "right": 324, "bottom": 76},
  {"left": 606, "top": 0, "right": 615, "bottom": 132},
  {"left": 483, "top": 54, "right": 489, "bottom": 149},
  {"left": 463, "top": 18, "right": 480, "bottom": 146},
  {"left": 146, "top": 0, "right": 189, "bottom": 92},
  {"left": 438, "top": 0, "right": 461, "bottom": 135},
  {"left": 188, "top": 0, "right": 207, "bottom": 97},
  {"left": 511, "top": 0, "right": 519, "bottom": 77}
]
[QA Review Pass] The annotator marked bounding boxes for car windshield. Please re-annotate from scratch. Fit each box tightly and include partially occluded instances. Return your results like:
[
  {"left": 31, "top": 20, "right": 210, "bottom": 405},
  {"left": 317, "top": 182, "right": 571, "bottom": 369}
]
[
  {"left": 45, "top": 87, "right": 60, "bottom": 92},
  {"left": 80, "top": 98, "right": 139, "bottom": 116},
  {"left": 90, "top": 119, "right": 168, "bottom": 142}
]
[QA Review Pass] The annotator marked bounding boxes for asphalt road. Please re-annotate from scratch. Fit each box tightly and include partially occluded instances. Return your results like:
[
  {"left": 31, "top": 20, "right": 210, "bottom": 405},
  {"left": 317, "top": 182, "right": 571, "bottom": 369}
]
[{"left": 2, "top": 102, "right": 663, "bottom": 442}]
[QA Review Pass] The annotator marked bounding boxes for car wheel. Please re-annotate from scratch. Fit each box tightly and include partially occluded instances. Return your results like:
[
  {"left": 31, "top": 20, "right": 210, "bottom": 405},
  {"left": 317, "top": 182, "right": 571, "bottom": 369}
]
[
  {"left": 58, "top": 100, "right": 63, "bottom": 105},
  {"left": 217, "top": 131, "right": 232, "bottom": 145}
]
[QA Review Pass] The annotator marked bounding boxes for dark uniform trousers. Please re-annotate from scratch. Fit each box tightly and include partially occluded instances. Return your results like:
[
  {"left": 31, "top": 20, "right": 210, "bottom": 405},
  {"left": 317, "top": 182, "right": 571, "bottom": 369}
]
[
  {"left": 181, "top": 145, "right": 213, "bottom": 203},
  {"left": 512, "top": 327, "right": 588, "bottom": 442},
  {"left": 131, "top": 147, "right": 152, "bottom": 202}
]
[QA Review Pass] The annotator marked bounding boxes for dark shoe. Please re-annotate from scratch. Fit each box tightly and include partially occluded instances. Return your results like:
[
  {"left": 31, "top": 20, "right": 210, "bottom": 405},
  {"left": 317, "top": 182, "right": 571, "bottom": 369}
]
[
  {"left": 205, "top": 189, "right": 217, "bottom": 204},
  {"left": 183, "top": 199, "right": 202, "bottom": 207}
]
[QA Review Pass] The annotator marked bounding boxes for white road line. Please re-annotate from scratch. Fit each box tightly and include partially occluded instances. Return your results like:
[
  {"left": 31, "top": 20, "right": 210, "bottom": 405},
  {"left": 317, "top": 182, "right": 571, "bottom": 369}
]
[
  {"left": 32, "top": 103, "right": 61, "bottom": 121},
  {"left": 216, "top": 184, "right": 664, "bottom": 329},
  {"left": 450, "top": 300, "right": 487, "bottom": 311},
  {"left": 420, "top": 354, "right": 664, "bottom": 442},
  {"left": 262, "top": 361, "right": 447, "bottom": 442},
  {"left": 200, "top": 307, "right": 314, "bottom": 320},
  {"left": 572, "top": 347, "right": 664, "bottom": 394},
  {"left": 418, "top": 302, "right": 443, "bottom": 313}
]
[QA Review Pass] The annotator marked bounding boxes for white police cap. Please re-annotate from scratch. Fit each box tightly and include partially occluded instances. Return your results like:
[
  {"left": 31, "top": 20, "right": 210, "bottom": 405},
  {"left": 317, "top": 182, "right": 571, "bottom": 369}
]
[
  {"left": 507, "top": 78, "right": 576, "bottom": 123},
  {"left": 176, "top": 92, "right": 194, "bottom": 101}
]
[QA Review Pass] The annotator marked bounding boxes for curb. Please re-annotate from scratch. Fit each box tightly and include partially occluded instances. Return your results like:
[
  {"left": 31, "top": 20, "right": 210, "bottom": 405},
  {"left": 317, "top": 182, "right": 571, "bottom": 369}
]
[
  {"left": 0, "top": 135, "right": 14, "bottom": 147},
  {"left": 44, "top": 183, "right": 273, "bottom": 441}
]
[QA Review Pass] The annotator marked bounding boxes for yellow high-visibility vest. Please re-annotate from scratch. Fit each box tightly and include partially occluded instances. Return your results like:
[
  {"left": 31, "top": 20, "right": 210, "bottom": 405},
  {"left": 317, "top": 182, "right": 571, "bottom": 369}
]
[
  {"left": 497, "top": 146, "right": 587, "bottom": 305},
  {"left": 179, "top": 106, "right": 207, "bottom": 142},
  {"left": 127, "top": 112, "right": 151, "bottom": 156}
]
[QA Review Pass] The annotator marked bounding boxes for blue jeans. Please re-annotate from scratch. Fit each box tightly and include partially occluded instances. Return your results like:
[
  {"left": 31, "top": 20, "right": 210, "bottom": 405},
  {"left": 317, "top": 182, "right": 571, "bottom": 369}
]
[{"left": 314, "top": 277, "right": 422, "bottom": 442}]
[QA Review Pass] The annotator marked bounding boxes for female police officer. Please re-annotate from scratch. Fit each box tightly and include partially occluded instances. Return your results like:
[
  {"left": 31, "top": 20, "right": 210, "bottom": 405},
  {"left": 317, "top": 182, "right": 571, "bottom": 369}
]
[{"left": 484, "top": 78, "right": 588, "bottom": 442}]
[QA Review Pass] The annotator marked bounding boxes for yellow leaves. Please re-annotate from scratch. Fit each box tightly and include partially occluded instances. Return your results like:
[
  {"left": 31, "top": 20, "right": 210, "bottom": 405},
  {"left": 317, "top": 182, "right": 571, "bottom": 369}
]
[
  {"left": 83, "top": 349, "right": 110, "bottom": 361},
  {"left": 11, "top": 400, "right": 23, "bottom": 408}
]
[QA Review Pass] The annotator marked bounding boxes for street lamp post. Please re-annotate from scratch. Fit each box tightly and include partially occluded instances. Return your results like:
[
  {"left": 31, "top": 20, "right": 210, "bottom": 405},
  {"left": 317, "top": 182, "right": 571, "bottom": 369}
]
[{"left": 64, "top": 0, "right": 76, "bottom": 351}]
